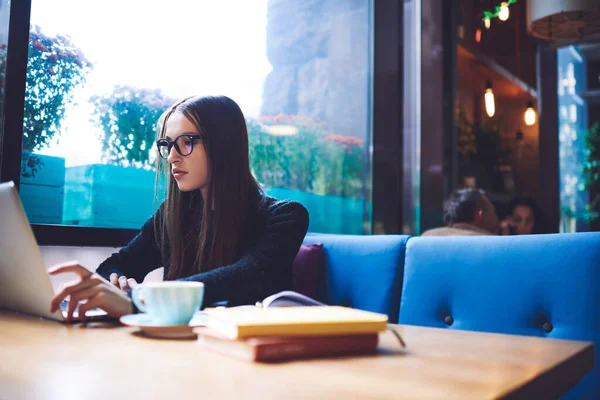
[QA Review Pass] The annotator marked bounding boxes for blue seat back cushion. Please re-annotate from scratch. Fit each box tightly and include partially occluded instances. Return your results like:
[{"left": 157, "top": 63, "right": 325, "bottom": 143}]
[
  {"left": 303, "top": 234, "right": 409, "bottom": 323},
  {"left": 399, "top": 233, "right": 600, "bottom": 400}
]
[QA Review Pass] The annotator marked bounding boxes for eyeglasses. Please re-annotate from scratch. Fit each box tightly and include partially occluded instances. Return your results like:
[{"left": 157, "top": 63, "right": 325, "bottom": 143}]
[{"left": 156, "top": 134, "right": 203, "bottom": 159}]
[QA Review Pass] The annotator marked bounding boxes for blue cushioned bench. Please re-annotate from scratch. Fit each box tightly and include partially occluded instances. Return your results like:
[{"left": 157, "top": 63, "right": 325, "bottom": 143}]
[
  {"left": 304, "top": 234, "right": 409, "bottom": 324},
  {"left": 305, "top": 232, "right": 600, "bottom": 399}
]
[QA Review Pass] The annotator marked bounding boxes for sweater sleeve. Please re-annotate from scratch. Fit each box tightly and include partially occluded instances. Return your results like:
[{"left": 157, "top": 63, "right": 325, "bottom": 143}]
[
  {"left": 96, "top": 209, "right": 163, "bottom": 283},
  {"left": 178, "top": 200, "right": 309, "bottom": 307}
]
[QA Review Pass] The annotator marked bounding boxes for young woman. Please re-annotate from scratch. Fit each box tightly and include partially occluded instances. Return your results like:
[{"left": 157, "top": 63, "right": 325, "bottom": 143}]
[
  {"left": 49, "top": 95, "right": 309, "bottom": 321},
  {"left": 500, "top": 196, "right": 543, "bottom": 235}
]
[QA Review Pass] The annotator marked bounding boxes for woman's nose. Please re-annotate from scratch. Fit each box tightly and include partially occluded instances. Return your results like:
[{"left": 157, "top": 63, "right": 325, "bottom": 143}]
[{"left": 167, "top": 145, "right": 180, "bottom": 163}]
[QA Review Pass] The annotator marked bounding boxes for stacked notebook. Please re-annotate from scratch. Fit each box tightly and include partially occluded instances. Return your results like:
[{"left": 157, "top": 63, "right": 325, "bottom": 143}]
[{"left": 194, "top": 299, "right": 390, "bottom": 362}]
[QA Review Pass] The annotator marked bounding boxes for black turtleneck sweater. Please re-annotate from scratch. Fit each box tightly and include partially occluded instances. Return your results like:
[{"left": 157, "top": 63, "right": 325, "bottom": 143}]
[{"left": 96, "top": 195, "right": 309, "bottom": 307}]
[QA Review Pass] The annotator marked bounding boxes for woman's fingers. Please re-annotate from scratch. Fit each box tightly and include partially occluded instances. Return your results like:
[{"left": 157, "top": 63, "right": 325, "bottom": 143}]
[
  {"left": 505, "top": 217, "right": 517, "bottom": 227},
  {"left": 118, "top": 276, "right": 129, "bottom": 291},
  {"left": 66, "top": 294, "right": 77, "bottom": 322},
  {"left": 127, "top": 278, "right": 138, "bottom": 289},
  {"left": 114, "top": 276, "right": 137, "bottom": 291},
  {"left": 111, "top": 274, "right": 133, "bottom": 291},
  {"left": 76, "top": 293, "right": 105, "bottom": 320},
  {"left": 50, "top": 276, "right": 103, "bottom": 313},
  {"left": 48, "top": 262, "right": 93, "bottom": 279},
  {"left": 47, "top": 264, "right": 135, "bottom": 319},
  {"left": 78, "top": 287, "right": 134, "bottom": 319},
  {"left": 66, "top": 286, "right": 102, "bottom": 322}
]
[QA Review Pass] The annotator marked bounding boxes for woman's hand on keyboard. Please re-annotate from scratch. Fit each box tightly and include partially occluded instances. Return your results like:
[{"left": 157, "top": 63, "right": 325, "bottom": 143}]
[
  {"left": 48, "top": 262, "right": 134, "bottom": 321},
  {"left": 109, "top": 273, "right": 138, "bottom": 291}
]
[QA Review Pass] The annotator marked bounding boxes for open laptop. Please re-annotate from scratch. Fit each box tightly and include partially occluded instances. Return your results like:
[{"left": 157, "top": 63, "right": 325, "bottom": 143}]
[{"left": 0, "top": 181, "right": 108, "bottom": 322}]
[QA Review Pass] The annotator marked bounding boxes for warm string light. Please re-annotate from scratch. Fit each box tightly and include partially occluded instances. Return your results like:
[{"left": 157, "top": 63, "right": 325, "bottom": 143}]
[
  {"left": 478, "top": 2, "right": 523, "bottom": 122},
  {"left": 485, "top": 80, "right": 495, "bottom": 117},
  {"left": 498, "top": 2, "right": 510, "bottom": 21},
  {"left": 482, "top": 0, "right": 516, "bottom": 26}
]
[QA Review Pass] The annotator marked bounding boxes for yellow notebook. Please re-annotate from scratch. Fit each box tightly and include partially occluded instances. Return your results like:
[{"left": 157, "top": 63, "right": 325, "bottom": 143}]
[{"left": 203, "top": 306, "right": 389, "bottom": 340}]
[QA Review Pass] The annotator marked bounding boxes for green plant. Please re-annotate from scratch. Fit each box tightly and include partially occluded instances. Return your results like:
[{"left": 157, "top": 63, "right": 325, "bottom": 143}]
[
  {"left": 456, "top": 109, "right": 511, "bottom": 171},
  {"left": 0, "top": 25, "right": 92, "bottom": 177},
  {"left": 475, "top": 117, "right": 512, "bottom": 171},
  {"left": 90, "top": 86, "right": 175, "bottom": 169},
  {"left": 248, "top": 114, "right": 366, "bottom": 198},
  {"left": 582, "top": 121, "right": 600, "bottom": 221},
  {"left": 457, "top": 108, "right": 476, "bottom": 161}
]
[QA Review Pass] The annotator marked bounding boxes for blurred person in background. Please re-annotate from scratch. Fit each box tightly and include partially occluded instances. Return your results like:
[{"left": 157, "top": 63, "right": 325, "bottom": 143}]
[
  {"left": 421, "top": 188, "right": 499, "bottom": 236},
  {"left": 500, "top": 196, "right": 544, "bottom": 235}
]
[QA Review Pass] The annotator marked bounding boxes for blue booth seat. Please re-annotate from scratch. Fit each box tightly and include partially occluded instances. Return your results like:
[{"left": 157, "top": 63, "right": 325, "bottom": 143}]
[
  {"left": 303, "top": 234, "right": 409, "bottom": 323},
  {"left": 399, "top": 232, "right": 600, "bottom": 399}
]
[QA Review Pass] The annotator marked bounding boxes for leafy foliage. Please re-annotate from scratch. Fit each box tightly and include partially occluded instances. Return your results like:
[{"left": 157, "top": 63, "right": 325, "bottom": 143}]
[
  {"left": 22, "top": 26, "right": 92, "bottom": 152},
  {"left": 457, "top": 108, "right": 476, "bottom": 160},
  {"left": 248, "top": 113, "right": 366, "bottom": 198},
  {"left": 582, "top": 121, "right": 600, "bottom": 221},
  {"left": 457, "top": 109, "right": 511, "bottom": 171},
  {"left": 90, "top": 86, "right": 175, "bottom": 169},
  {"left": 583, "top": 122, "right": 600, "bottom": 188},
  {"left": 0, "top": 25, "right": 92, "bottom": 176}
]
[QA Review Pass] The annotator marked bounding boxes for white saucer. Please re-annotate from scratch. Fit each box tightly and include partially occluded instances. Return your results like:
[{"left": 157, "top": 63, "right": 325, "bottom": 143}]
[{"left": 120, "top": 313, "right": 207, "bottom": 339}]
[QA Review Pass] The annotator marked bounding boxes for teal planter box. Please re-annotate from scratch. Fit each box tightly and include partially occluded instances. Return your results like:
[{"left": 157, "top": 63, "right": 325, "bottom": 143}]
[
  {"left": 64, "top": 165, "right": 164, "bottom": 229},
  {"left": 264, "top": 187, "right": 366, "bottom": 234},
  {"left": 61, "top": 164, "right": 365, "bottom": 233},
  {"left": 20, "top": 154, "right": 65, "bottom": 224}
]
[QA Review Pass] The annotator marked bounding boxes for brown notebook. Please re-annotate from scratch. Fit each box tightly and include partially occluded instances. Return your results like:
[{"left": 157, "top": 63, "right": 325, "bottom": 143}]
[{"left": 195, "top": 328, "right": 379, "bottom": 362}]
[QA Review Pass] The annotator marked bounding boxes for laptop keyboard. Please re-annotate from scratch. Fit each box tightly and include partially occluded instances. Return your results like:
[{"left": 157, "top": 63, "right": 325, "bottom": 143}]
[
  {"left": 60, "top": 299, "right": 75, "bottom": 312},
  {"left": 60, "top": 299, "right": 106, "bottom": 318}
]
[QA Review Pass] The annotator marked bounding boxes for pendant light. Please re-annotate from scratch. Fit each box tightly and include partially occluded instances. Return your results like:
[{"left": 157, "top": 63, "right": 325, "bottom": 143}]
[
  {"left": 524, "top": 100, "right": 536, "bottom": 125},
  {"left": 527, "top": 0, "right": 600, "bottom": 44},
  {"left": 485, "top": 80, "right": 495, "bottom": 117}
]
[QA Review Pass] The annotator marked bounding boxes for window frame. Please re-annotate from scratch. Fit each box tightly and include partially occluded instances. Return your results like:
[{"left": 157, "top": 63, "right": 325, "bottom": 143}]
[
  {"left": 1, "top": 0, "right": 406, "bottom": 246},
  {"left": 0, "top": 0, "right": 30, "bottom": 189}
]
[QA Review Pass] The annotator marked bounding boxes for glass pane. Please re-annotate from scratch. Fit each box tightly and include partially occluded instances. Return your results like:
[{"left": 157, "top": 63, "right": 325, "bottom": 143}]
[
  {"left": 402, "top": 0, "right": 421, "bottom": 235},
  {"left": 0, "top": 0, "right": 10, "bottom": 157},
  {"left": 557, "top": 45, "right": 587, "bottom": 232},
  {"left": 20, "top": 0, "right": 373, "bottom": 233}
]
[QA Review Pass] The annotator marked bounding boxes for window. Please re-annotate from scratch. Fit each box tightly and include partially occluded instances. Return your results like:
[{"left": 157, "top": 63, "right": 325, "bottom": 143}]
[
  {"left": 17, "top": 0, "right": 374, "bottom": 235},
  {"left": 0, "top": 0, "right": 10, "bottom": 155},
  {"left": 557, "top": 45, "right": 588, "bottom": 232}
]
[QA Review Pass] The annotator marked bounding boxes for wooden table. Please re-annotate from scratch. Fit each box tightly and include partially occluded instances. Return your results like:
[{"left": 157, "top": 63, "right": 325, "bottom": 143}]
[{"left": 0, "top": 311, "right": 593, "bottom": 399}]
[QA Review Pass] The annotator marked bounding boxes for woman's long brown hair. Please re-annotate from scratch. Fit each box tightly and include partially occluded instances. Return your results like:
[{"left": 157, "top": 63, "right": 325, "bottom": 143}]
[{"left": 153, "top": 96, "right": 262, "bottom": 280}]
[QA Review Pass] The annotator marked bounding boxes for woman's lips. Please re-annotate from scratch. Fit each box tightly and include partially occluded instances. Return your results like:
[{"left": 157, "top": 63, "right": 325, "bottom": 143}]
[{"left": 173, "top": 171, "right": 188, "bottom": 179}]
